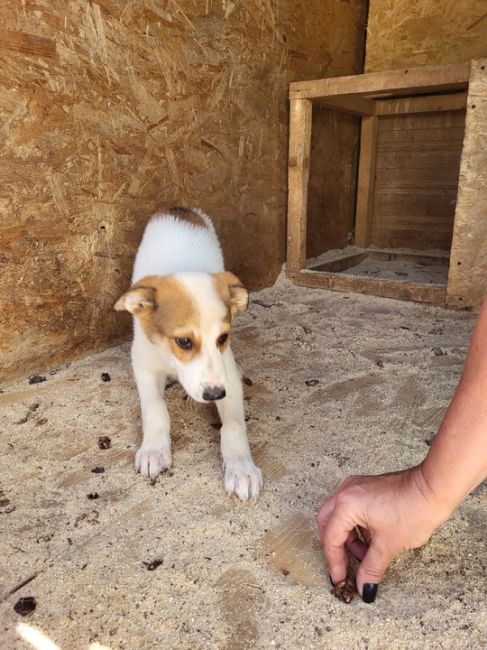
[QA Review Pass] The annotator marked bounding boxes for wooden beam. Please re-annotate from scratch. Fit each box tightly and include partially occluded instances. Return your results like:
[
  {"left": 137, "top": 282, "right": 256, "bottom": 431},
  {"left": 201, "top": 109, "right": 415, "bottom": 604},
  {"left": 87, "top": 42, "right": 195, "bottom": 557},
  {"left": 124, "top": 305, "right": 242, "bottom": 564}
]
[
  {"left": 294, "top": 270, "right": 446, "bottom": 305},
  {"left": 289, "top": 62, "right": 471, "bottom": 100},
  {"left": 287, "top": 98, "right": 312, "bottom": 275},
  {"left": 354, "top": 116, "right": 378, "bottom": 248},
  {"left": 375, "top": 92, "right": 467, "bottom": 116},
  {"left": 447, "top": 58, "right": 487, "bottom": 309},
  {"left": 316, "top": 94, "right": 375, "bottom": 116},
  {"left": 310, "top": 251, "right": 368, "bottom": 273}
]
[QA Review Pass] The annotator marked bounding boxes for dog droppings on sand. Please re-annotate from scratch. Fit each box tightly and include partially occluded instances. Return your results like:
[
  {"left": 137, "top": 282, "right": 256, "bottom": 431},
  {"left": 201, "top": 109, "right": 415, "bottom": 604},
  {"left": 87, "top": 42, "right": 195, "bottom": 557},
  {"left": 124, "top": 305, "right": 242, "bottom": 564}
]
[
  {"left": 98, "top": 436, "right": 111, "bottom": 449},
  {"left": 330, "top": 577, "right": 357, "bottom": 604},
  {"left": 143, "top": 559, "right": 163, "bottom": 571},
  {"left": 305, "top": 379, "right": 320, "bottom": 386},
  {"left": 14, "top": 597, "right": 37, "bottom": 616},
  {"left": 28, "top": 375, "right": 46, "bottom": 385},
  {"left": 87, "top": 493, "right": 99, "bottom": 500},
  {"left": 101, "top": 372, "right": 111, "bottom": 382},
  {"left": 91, "top": 466, "right": 105, "bottom": 474},
  {"left": 252, "top": 299, "right": 272, "bottom": 308}
]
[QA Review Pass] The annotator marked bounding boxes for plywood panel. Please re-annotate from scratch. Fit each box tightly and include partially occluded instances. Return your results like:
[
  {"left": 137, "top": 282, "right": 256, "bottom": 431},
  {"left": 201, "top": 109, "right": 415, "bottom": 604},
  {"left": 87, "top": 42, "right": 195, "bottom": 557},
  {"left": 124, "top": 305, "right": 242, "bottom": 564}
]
[
  {"left": 447, "top": 59, "right": 487, "bottom": 308},
  {"left": 366, "top": 0, "right": 487, "bottom": 72},
  {"left": 0, "top": 0, "right": 368, "bottom": 386},
  {"left": 370, "top": 111, "right": 465, "bottom": 251},
  {"left": 306, "top": 109, "right": 361, "bottom": 257}
]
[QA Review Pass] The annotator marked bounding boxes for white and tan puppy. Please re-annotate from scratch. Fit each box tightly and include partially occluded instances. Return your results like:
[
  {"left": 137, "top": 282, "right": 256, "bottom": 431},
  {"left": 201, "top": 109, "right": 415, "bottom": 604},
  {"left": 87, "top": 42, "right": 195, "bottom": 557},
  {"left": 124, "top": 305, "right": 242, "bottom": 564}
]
[{"left": 115, "top": 208, "right": 262, "bottom": 501}]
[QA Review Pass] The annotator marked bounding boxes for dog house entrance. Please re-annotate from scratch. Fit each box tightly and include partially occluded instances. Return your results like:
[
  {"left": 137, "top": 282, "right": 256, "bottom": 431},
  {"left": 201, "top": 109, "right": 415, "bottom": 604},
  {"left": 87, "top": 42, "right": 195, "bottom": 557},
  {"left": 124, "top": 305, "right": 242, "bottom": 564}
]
[{"left": 287, "top": 63, "right": 471, "bottom": 304}]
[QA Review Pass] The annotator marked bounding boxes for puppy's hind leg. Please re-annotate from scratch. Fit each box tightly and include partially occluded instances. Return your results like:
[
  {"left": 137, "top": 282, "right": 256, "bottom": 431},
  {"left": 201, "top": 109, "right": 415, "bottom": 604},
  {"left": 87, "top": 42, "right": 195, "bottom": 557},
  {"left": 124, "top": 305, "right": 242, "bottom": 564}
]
[
  {"left": 217, "top": 348, "right": 262, "bottom": 502},
  {"left": 133, "top": 362, "right": 172, "bottom": 480}
]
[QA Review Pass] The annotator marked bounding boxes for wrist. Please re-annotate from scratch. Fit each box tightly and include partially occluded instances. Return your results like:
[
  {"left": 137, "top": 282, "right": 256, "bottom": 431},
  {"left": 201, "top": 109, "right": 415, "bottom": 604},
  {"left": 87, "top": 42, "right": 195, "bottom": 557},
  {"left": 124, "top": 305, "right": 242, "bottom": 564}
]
[{"left": 411, "top": 462, "right": 457, "bottom": 527}]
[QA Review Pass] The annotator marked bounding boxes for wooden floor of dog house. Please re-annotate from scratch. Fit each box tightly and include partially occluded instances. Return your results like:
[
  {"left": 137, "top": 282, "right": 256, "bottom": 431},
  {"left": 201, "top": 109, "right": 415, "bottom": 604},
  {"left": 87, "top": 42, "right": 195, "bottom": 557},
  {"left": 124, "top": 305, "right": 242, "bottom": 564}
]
[
  {"left": 302, "top": 246, "right": 451, "bottom": 305},
  {"left": 1, "top": 278, "right": 484, "bottom": 649}
]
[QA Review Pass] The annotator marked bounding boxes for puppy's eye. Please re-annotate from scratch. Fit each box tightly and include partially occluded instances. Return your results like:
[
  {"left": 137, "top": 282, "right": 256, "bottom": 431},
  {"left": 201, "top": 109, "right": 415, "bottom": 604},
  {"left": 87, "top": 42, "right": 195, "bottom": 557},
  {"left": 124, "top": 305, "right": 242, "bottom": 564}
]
[
  {"left": 175, "top": 337, "right": 193, "bottom": 350},
  {"left": 217, "top": 333, "right": 229, "bottom": 346}
]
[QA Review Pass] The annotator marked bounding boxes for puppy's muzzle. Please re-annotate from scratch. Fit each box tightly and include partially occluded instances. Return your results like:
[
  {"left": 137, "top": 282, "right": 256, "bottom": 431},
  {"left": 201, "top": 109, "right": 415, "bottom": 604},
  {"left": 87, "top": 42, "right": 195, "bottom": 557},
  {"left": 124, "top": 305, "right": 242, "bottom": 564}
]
[{"left": 202, "top": 386, "right": 226, "bottom": 401}]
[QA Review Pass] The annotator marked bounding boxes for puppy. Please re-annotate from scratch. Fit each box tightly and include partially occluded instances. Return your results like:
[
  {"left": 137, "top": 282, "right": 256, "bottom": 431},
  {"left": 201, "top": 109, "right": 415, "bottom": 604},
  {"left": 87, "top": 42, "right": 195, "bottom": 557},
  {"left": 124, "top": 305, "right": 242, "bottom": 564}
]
[{"left": 115, "top": 208, "right": 262, "bottom": 501}]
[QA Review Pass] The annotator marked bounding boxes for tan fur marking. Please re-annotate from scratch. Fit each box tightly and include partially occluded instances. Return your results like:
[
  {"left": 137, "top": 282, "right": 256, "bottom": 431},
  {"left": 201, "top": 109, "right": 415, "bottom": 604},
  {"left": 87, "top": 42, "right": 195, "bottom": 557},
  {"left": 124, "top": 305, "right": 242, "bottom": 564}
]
[
  {"left": 133, "top": 275, "right": 201, "bottom": 363},
  {"left": 169, "top": 207, "right": 208, "bottom": 229},
  {"left": 213, "top": 272, "right": 249, "bottom": 317}
]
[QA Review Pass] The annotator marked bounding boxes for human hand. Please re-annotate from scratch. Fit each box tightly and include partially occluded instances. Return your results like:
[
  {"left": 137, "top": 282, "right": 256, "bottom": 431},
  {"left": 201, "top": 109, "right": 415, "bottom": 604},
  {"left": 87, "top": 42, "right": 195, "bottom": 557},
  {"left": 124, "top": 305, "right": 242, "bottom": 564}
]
[{"left": 317, "top": 465, "right": 453, "bottom": 602}]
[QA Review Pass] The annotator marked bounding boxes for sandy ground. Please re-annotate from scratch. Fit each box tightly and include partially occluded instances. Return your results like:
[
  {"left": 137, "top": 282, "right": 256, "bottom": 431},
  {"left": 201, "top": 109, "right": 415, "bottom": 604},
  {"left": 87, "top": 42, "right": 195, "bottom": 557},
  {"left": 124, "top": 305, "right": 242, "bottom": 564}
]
[
  {"left": 1, "top": 278, "right": 486, "bottom": 650},
  {"left": 308, "top": 247, "right": 449, "bottom": 285},
  {"left": 343, "top": 255, "right": 448, "bottom": 284}
]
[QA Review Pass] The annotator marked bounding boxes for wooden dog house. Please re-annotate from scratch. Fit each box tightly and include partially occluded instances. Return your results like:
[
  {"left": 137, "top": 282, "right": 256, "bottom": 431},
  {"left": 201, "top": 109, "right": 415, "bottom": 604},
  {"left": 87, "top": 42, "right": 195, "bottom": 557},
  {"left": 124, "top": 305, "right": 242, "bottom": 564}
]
[{"left": 287, "top": 59, "right": 487, "bottom": 308}]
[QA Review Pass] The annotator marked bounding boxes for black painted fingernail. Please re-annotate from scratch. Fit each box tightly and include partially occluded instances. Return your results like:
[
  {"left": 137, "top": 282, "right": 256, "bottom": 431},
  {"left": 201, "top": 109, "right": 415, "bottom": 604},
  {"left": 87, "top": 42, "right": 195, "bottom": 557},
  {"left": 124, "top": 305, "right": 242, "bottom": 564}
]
[
  {"left": 362, "top": 583, "right": 378, "bottom": 603},
  {"left": 328, "top": 574, "right": 335, "bottom": 587}
]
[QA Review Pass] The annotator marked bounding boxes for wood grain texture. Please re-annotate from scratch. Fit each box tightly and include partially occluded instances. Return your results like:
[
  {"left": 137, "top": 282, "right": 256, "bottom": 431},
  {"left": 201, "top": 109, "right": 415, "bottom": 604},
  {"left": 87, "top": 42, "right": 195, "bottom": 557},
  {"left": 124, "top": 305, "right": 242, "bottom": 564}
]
[
  {"left": 0, "top": 0, "right": 367, "bottom": 385},
  {"left": 306, "top": 108, "right": 361, "bottom": 258},
  {"left": 287, "top": 99, "right": 312, "bottom": 273},
  {"left": 366, "top": 0, "right": 487, "bottom": 72},
  {"left": 294, "top": 270, "right": 446, "bottom": 305},
  {"left": 447, "top": 59, "right": 487, "bottom": 308},
  {"left": 355, "top": 116, "right": 378, "bottom": 247},
  {"left": 374, "top": 93, "right": 467, "bottom": 116},
  {"left": 289, "top": 62, "right": 470, "bottom": 99},
  {"left": 370, "top": 111, "right": 465, "bottom": 251}
]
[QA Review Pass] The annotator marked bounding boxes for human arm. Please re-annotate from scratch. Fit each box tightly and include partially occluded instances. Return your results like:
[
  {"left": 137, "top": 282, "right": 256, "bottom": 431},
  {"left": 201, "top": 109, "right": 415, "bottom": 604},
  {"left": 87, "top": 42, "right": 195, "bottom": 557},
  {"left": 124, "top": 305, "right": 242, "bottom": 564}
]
[{"left": 317, "top": 298, "right": 487, "bottom": 602}]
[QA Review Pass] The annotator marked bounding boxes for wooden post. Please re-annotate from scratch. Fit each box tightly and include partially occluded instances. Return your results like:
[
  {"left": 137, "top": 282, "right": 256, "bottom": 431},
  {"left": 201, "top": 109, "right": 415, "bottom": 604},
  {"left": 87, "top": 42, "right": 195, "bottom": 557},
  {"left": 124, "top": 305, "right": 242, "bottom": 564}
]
[
  {"left": 287, "top": 98, "right": 312, "bottom": 276},
  {"left": 447, "top": 58, "right": 487, "bottom": 308},
  {"left": 354, "top": 115, "right": 378, "bottom": 248}
]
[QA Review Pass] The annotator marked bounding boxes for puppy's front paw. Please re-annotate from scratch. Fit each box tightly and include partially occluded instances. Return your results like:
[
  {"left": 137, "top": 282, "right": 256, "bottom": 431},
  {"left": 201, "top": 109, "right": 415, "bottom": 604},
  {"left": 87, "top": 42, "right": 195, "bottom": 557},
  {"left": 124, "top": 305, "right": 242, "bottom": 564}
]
[
  {"left": 224, "top": 458, "right": 263, "bottom": 502},
  {"left": 135, "top": 444, "right": 172, "bottom": 480}
]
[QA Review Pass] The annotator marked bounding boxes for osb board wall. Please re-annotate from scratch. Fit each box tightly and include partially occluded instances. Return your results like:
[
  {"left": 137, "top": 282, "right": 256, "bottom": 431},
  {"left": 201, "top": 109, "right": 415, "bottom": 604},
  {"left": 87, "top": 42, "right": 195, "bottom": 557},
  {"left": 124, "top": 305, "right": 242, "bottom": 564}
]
[
  {"left": 370, "top": 110, "right": 465, "bottom": 251},
  {"left": 0, "top": 0, "right": 367, "bottom": 385},
  {"left": 447, "top": 59, "right": 487, "bottom": 309},
  {"left": 365, "top": 0, "right": 487, "bottom": 71}
]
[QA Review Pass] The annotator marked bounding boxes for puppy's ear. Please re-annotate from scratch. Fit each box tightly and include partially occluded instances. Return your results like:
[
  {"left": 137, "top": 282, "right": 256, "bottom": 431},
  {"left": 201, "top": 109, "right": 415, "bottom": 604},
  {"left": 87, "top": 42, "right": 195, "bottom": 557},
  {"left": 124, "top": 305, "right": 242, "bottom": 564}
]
[
  {"left": 215, "top": 272, "right": 249, "bottom": 315},
  {"left": 114, "top": 286, "right": 156, "bottom": 315}
]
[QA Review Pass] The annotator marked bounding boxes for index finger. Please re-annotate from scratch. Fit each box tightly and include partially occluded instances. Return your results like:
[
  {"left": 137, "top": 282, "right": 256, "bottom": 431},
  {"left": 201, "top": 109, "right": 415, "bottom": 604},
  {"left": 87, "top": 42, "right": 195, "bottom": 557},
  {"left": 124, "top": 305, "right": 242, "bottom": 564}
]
[{"left": 320, "top": 503, "right": 357, "bottom": 585}]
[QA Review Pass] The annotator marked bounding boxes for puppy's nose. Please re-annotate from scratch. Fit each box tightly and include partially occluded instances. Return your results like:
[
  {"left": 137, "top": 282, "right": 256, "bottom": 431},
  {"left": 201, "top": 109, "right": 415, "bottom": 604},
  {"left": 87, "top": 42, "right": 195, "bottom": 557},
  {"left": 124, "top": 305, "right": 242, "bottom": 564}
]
[{"left": 202, "top": 386, "right": 226, "bottom": 401}]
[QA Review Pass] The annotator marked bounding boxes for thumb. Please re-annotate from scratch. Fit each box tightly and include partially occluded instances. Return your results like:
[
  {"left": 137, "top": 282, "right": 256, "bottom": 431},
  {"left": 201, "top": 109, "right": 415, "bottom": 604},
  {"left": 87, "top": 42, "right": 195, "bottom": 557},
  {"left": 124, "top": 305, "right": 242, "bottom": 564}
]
[{"left": 356, "top": 540, "right": 396, "bottom": 603}]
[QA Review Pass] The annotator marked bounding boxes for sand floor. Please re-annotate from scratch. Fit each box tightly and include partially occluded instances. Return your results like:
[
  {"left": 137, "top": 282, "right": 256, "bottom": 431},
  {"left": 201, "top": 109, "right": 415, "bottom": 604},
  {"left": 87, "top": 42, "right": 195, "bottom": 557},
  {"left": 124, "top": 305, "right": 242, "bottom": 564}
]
[{"left": 1, "top": 278, "right": 485, "bottom": 650}]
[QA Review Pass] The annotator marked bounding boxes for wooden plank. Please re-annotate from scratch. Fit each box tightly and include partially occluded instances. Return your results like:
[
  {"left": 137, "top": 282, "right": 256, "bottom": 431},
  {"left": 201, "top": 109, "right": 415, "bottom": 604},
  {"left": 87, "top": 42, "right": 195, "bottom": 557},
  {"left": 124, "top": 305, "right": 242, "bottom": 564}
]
[
  {"left": 447, "top": 58, "right": 487, "bottom": 308},
  {"left": 287, "top": 98, "right": 312, "bottom": 275},
  {"left": 378, "top": 126, "right": 465, "bottom": 143},
  {"left": 366, "top": 248, "right": 450, "bottom": 261},
  {"left": 377, "top": 139, "right": 464, "bottom": 152},
  {"left": 370, "top": 109, "right": 464, "bottom": 251},
  {"left": 310, "top": 252, "right": 368, "bottom": 273},
  {"left": 375, "top": 92, "right": 467, "bottom": 115},
  {"left": 375, "top": 150, "right": 461, "bottom": 169},
  {"left": 315, "top": 94, "right": 375, "bottom": 116},
  {"left": 289, "top": 62, "right": 471, "bottom": 100},
  {"left": 379, "top": 111, "right": 466, "bottom": 131},
  {"left": 375, "top": 169, "right": 461, "bottom": 184},
  {"left": 355, "top": 116, "right": 378, "bottom": 248},
  {"left": 370, "top": 230, "right": 453, "bottom": 251},
  {"left": 294, "top": 270, "right": 446, "bottom": 305}
]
